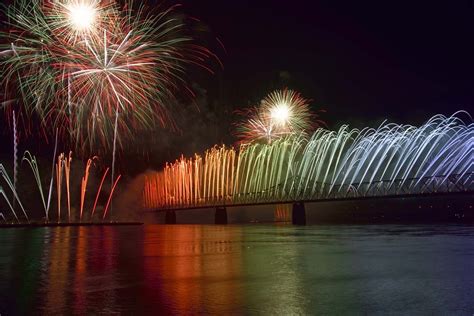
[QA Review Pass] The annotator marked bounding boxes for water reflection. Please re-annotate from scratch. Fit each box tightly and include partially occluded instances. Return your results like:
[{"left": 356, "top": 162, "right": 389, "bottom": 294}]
[
  {"left": 73, "top": 227, "right": 87, "bottom": 315},
  {"left": 2, "top": 228, "right": 47, "bottom": 315},
  {"left": 241, "top": 225, "right": 303, "bottom": 314},
  {"left": 143, "top": 225, "right": 243, "bottom": 314},
  {"left": 8, "top": 226, "right": 125, "bottom": 314},
  {"left": 0, "top": 224, "right": 473, "bottom": 314},
  {"left": 44, "top": 227, "right": 71, "bottom": 314}
]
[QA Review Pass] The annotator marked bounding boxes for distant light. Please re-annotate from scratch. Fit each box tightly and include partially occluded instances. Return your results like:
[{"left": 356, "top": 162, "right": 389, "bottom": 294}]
[
  {"left": 270, "top": 103, "right": 291, "bottom": 125},
  {"left": 66, "top": 2, "right": 97, "bottom": 31}
]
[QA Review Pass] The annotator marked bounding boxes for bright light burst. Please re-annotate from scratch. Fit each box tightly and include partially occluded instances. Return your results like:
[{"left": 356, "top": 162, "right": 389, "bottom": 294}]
[
  {"left": 236, "top": 89, "right": 322, "bottom": 144},
  {"left": 43, "top": 0, "right": 121, "bottom": 46},
  {"left": 270, "top": 103, "right": 290, "bottom": 126},
  {"left": 65, "top": 1, "right": 98, "bottom": 31},
  {"left": 0, "top": 0, "right": 212, "bottom": 152}
]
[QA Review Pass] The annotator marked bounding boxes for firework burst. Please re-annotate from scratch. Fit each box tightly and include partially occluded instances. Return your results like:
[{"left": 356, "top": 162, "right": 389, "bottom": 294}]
[
  {"left": 1, "top": 0, "right": 58, "bottom": 118},
  {"left": 1, "top": 0, "right": 213, "bottom": 151},
  {"left": 43, "top": 0, "right": 115, "bottom": 44},
  {"left": 236, "top": 89, "right": 322, "bottom": 144}
]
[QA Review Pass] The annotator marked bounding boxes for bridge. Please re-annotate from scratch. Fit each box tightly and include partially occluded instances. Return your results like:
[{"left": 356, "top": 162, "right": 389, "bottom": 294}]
[
  {"left": 143, "top": 173, "right": 473, "bottom": 224},
  {"left": 142, "top": 114, "right": 473, "bottom": 224}
]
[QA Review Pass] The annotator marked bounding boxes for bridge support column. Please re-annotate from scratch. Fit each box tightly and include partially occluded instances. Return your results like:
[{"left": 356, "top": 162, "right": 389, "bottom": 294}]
[
  {"left": 215, "top": 207, "right": 228, "bottom": 225},
  {"left": 165, "top": 211, "right": 176, "bottom": 224},
  {"left": 292, "top": 202, "right": 306, "bottom": 225}
]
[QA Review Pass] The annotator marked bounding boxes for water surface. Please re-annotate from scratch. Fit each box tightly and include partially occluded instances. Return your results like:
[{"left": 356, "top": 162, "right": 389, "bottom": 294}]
[{"left": 0, "top": 224, "right": 473, "bottom": 314}]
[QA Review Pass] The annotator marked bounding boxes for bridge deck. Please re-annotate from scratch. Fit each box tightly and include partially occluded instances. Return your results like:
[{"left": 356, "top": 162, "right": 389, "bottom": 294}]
[{"left": 147, "top": 190, "right": 473, "bottom": 212}]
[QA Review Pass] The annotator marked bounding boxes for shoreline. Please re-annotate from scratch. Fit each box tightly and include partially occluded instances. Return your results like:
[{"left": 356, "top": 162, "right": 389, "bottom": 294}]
[{"left": 0, "top": 222, "right": 143, "bottom": 228}]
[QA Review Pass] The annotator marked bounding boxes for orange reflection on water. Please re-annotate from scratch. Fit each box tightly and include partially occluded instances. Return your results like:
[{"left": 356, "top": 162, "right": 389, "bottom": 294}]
[
  {"left": 143, "top": 225, "right": 243, "bottom": 314},
  {"left": 73, "top": 226, "right": 87, "bottom": 315},
  {"left": 275, "top": 204, "right": 292, "bottom": 222},
  {"left": 43, "top": 227, "right": 120, "bottom": 314},
  {"left": 44, "top": 227, "right": 72, "bottom": 314},
  {"left": 93, "top": 227, "right": 118, "bottom": 311}
]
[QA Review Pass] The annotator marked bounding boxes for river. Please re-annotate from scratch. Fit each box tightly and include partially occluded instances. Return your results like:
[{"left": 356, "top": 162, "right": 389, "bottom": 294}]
[{"left": 1, "top": 224, "right": 473, "bottom": 314}]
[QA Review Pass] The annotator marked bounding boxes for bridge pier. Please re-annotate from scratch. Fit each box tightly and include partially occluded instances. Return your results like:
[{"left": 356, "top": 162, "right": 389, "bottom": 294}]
[
  {"left": 165, "top": 210, "right": 176, "bottom": 224},
  {"left": 292, "top": 202, "right": 306, "bottom": 225},
  {"left": 215, "top": 207, "right": 228, "bottom": 224}
]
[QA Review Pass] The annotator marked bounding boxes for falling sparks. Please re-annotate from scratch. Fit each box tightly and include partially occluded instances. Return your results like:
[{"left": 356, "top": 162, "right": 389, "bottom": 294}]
[{"left": 145, "top": 113, "right": 473, "bottom": 209}]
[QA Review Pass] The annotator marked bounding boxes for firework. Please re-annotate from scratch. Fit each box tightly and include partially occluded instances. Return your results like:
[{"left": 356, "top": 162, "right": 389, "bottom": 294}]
[
  {"left": 235, "top": 106, "right": 275, "bottom": 144},
  {"left": 0, "top": 164, "right": 28, "bottom": 222},
  {"left": 1, "top": 0, "right": 211, "bottom": 151},
  {"left": 144, "top": 112, "right": 473, "bottom": 210},
  {"left": 43, "top": 0, "right": 115, "bottom": 44},
  {"left": 236, "top": 89, "right": 321, "bottom": 144},
  {"left": 1, "top": 0, "right": 59, "bottom": 118}
]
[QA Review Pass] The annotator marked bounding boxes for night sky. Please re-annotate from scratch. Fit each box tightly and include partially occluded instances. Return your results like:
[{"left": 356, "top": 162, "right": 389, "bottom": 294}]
[
  {"left": 1, "top": 0, "right": 473, "bottom": 168},
  {"left": 180, "top": 0, "right": 473, "bottom": 124}
]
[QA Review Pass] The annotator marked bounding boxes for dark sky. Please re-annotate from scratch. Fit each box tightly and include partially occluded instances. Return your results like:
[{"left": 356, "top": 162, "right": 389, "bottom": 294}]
[
  {"left": 180, "top": 0, "right": 473, "bottom": 125},
  {"left": 1, "top": 0, "right": 473, "bottom": 167}
]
